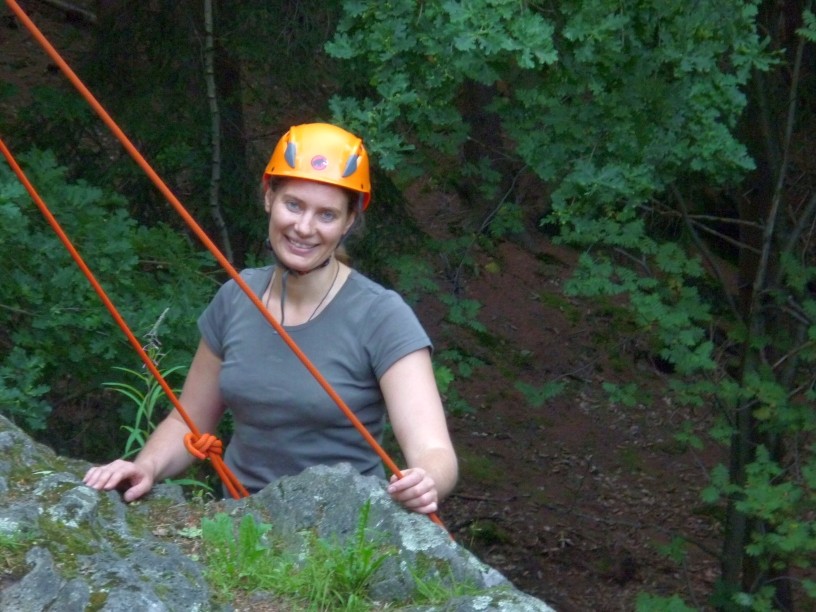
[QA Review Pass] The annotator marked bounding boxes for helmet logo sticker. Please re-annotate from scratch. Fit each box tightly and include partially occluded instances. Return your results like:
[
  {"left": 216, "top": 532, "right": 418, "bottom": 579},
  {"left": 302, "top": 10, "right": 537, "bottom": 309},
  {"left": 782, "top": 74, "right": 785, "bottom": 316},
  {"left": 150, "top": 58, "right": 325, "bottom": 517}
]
[{"left": 311, "top": 155, "right": 328, "bottom": 171}]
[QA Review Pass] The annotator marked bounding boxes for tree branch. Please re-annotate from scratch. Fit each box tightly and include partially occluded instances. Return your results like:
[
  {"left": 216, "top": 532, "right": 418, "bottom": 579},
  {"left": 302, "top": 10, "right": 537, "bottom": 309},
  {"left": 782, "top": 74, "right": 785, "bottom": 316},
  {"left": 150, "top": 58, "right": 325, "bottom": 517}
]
[
  {"left": 642, "top": 203, "right": 764, "bottom": 230},
  {"left": 784, "top": 190, "right": 816, "bottom": 255},
  {"left": 31, "top": 0, "right": 96, "bottom": 23},
  {"left": 756, "top": 6, "right": 807, "bottom": 300},
  {"left": 670, "top": 186, "right": 740, "bottom": 319},
  {"left": 645, "top": 200, "right": 762, "bottom": 253}
]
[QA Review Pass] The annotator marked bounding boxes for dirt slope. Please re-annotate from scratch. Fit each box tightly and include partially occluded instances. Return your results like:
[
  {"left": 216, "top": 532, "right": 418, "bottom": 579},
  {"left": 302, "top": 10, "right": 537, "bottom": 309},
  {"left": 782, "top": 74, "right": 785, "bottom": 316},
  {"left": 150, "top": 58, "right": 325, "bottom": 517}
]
[{"left": 407, "top": 188, "right": 723, "bottom": 610}]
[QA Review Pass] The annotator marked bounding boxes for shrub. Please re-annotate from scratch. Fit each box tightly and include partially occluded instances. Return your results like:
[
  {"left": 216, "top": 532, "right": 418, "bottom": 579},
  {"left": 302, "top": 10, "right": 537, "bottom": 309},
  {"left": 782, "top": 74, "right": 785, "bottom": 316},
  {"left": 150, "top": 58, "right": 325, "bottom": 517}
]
[{"left": 0, "top": 149, "right": 218, "bottom": 433}]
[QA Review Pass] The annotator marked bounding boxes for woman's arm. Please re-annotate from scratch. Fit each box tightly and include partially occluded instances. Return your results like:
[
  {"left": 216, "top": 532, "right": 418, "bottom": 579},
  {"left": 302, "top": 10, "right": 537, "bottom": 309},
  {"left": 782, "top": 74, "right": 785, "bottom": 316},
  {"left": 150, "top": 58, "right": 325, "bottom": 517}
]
[
  {"left": 380, "top": 348, "right": 458, "bottom": 514},
  {"left": 83, "top": 338, "right": 226, "bottom": 501}
]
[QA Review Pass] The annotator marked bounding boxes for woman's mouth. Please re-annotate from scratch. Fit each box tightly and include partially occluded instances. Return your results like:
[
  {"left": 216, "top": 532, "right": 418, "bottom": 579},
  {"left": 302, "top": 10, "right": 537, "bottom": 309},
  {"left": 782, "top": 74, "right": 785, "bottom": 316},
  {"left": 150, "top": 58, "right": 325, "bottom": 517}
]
[{"left": 285, "top": 236, "right": 318, "bottom": 254}]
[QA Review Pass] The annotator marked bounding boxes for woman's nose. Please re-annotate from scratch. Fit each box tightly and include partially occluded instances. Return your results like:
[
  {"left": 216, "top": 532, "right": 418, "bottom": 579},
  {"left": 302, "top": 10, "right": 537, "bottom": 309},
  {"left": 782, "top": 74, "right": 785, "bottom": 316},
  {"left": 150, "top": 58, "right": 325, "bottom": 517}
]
[{"left": 294, "top": 212, "right": 315, "bottom": 235}]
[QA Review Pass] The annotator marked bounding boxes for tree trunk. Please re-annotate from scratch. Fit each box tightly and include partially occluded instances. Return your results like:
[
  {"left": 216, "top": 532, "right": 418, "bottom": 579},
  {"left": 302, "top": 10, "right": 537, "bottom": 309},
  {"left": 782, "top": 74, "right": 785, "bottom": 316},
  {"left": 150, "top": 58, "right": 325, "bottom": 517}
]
[
  {"left": 211, "top": 0, "right": 252, "bottom": 265},
  {"left": 721, "top": 3, "right": 809, "bottom": 607},
  {"left": 202, "top": 0, "right": 233, "bottom": 263},
  {"left": 457, "top": 80, "right": 518, "bottom": 225}
]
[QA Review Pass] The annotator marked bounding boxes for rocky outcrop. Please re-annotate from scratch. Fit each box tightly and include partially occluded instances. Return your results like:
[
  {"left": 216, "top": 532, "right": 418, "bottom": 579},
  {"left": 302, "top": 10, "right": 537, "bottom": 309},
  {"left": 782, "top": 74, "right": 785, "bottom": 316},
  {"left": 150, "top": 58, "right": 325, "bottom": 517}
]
[{"left": 0, "top": 416, "right": 554, "bottom": 611}]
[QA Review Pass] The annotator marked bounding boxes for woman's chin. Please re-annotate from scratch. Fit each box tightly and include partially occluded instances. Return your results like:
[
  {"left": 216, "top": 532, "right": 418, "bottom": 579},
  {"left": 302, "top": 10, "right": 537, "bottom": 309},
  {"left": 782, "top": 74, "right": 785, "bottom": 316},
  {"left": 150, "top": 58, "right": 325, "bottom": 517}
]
[{"left": 279, "top": 254, "right": 325, "bottom": 272}]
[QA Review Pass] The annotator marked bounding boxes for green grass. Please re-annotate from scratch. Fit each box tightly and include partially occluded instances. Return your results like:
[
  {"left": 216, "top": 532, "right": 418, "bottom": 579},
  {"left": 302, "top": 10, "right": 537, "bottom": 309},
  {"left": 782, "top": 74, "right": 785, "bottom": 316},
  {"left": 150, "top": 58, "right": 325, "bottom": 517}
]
[
  {"left": 458, "top": 449, "right": 503, "bottom": 485},
  {"left": 466, "top": 519, "right": 511, "bottom": 546},
  {"left": 199, "top": 501, "right": 491, "bottom": 610},
  {"left": 0, "top": 530, "right": 33, "bottom": 579},
  {"left": 201, "top": 502, "right": 391, "bottom": 610},
  {"left": 616, "top": 445, "right": 645, "bottom": 473}
]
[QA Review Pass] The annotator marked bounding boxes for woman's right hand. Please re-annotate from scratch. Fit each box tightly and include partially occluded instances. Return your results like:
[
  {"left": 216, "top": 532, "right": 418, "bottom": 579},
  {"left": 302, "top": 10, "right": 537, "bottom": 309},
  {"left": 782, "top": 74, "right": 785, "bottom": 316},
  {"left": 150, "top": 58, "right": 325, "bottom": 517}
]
[{"left": 82, "top": 459, "right": 155, "bottom": 502}]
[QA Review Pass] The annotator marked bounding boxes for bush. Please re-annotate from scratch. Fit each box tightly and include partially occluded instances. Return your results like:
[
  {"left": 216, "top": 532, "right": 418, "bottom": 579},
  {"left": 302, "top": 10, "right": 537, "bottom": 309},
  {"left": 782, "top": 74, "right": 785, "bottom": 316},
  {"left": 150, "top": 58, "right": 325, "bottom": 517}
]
[{"left": 0, "top": 149, "right": 218, "bottom": 433}]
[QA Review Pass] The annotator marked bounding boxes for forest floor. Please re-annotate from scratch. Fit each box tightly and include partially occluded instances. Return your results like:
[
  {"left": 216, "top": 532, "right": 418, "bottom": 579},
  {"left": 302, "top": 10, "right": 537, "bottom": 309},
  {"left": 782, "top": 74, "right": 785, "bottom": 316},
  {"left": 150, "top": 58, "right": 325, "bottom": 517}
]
[
  {"left": 2, "top": 3, "right": 726, "bottom": 610},
  {"left": 403, "top": 184, "right": 724, "bottom": 611}
]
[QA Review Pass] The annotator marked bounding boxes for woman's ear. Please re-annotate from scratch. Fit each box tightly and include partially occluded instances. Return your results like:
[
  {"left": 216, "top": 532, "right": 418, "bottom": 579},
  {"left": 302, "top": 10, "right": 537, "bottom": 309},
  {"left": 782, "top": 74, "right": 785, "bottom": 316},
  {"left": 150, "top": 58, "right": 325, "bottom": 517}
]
[
  {"left": 264, "top": 189, "right": 273, "bottom": 214},
  {"left": 343, "top": 209, "right": 358, "bottom": 235}
]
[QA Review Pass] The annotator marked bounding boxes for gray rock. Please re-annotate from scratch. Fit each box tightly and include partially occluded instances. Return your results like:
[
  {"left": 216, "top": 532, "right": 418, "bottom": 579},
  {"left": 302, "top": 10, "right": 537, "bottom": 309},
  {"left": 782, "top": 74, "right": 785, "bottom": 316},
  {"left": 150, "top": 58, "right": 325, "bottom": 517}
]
[
  {"left": 0, "top": 415, "right": 554, "bottom": 611},
  {"left": 1, "top": 548, "right": 63, "bottom": 611}
]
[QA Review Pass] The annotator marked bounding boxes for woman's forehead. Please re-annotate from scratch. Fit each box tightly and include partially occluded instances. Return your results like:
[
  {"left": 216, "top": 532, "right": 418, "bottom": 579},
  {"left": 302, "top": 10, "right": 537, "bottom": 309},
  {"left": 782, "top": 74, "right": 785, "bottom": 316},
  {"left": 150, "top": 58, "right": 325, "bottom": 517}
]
[
  {"left": 272, "top": 178, "right": 353, "bottom": 210},
  {"left": 278, "top": 178, "right": 345, "bottom": 198}
]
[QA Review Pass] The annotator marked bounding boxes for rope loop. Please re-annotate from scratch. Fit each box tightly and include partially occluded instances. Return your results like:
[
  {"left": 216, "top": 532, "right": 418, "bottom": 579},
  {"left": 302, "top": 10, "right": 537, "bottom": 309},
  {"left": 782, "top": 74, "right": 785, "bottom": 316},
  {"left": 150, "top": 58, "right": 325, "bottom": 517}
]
[{"left": 184, "top": 432, "right": 223, "bottom": 461}]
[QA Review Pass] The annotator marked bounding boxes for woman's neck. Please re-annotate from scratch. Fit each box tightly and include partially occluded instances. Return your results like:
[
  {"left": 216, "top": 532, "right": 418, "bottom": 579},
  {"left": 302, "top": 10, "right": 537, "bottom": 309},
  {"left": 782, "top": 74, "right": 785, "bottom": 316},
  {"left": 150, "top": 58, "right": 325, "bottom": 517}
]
[{"left": 266, "top": 259, "right": 347, "bottom": 324}]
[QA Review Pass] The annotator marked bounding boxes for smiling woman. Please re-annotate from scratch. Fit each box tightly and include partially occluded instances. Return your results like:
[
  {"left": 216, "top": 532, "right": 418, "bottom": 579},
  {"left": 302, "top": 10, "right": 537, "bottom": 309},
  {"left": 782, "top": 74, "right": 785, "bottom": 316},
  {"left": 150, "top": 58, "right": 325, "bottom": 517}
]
[
  {"left": 264, "top": 180, "right": 354, "bottom": 308},
  {"left": 262, "top": 180, "right": 355, "bottom": 325},
  {"left": 83, "top": 123, "right": 459, "bottom": 517}
]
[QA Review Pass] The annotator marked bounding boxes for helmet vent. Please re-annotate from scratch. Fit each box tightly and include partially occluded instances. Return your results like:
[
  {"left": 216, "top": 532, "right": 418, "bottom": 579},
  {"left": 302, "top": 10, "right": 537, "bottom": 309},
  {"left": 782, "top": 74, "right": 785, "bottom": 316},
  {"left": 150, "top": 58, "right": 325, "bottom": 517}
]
[
  {"left": 284, "top": 142, "right": 297, "bottom": 168},
  {"left": 342, "top": 155, "right": 359, "bottom": 178}
]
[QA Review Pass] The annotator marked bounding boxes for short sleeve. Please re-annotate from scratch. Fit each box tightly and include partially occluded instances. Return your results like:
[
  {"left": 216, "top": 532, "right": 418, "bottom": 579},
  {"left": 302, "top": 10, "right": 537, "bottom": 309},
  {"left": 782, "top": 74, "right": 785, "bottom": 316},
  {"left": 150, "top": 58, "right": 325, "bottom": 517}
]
[
  {"left": 360, "top": 290, "right": 432, "bottom": 380},
  {"left": 197, "top": 268, "right": 270, "bottom": 358},
  {"left": 197, "top": 282, "right": 231, "bottom": 357}
]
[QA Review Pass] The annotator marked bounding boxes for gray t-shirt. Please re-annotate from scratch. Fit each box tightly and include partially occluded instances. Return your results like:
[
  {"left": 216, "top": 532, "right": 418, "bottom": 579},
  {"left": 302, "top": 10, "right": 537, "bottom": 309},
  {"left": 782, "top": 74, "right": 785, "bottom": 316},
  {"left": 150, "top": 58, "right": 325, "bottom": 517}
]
[{"left": 197, "top": 266, "right": 432, "bottom": 492}]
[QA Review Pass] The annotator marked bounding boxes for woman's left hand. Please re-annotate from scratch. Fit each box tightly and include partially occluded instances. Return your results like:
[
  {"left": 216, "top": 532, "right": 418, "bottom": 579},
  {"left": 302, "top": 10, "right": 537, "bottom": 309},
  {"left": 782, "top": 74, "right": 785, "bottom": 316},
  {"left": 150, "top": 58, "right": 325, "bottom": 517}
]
[{"left": 387, "top": 468, "right": 438, "bottom": 514}]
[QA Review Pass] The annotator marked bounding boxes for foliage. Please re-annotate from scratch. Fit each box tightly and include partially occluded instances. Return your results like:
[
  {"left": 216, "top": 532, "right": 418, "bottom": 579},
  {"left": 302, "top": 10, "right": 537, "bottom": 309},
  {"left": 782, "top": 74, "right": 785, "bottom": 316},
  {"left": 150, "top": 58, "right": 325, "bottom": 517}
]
[
  {"left": 201, "top": 502, "right": 392, "bottom": 610},
  {"left": 635, "top": 592, "right": 697, "bottom": 612},
  {"left": 433, "top": 348, "right": 485, "bottom": 415},
  {"left": 200, "top": 501, "right": 485, "bottom": 609},
  {"left": 0, "top": 529, "right": 34, "bottom": 577},
  {"left": 326, "top": 0, "right": 766, "bottom": 190},
  {"left": 325, "top": 0, "right": 816, "bottom": 607},
  {"left": 6, "top": 0, "right": 816, "bottom": 606},
  {"left": 408, "top": 565, "right": 487, "bottom": 603},
  {"left": 103, "top": 349, "right": 184, "bottom": 459},
  {"left": 326, "top": 0, "right": 557, "bottom": 174},
  {"left": 0, "top": 149, "right": 217, "bottom": 434},
  {"left": 514, "top": 380, "right": 567, "bottom": 408},
  {"left": 81, "top": 6, "right": 223, "bottom": 236},
  {"left": 9, "top": 0, "right": 415, "bottom": 267},
  {"left": 0, "top": 348, "right": 51, "bottom": 431},
  {"left": 386, "top": 252, "right": 487, "bottom": 414}
]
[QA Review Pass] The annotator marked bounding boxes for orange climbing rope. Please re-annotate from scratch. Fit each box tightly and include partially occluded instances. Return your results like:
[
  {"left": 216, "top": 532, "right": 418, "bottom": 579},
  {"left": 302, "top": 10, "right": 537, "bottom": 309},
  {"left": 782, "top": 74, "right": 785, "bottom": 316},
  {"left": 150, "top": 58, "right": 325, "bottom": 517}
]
[
  {"left": 4, "top": 0, "right": 446, "bottom": 530},
  {"left": 0, "top": 137, "right": 248, "bottom": 500}
]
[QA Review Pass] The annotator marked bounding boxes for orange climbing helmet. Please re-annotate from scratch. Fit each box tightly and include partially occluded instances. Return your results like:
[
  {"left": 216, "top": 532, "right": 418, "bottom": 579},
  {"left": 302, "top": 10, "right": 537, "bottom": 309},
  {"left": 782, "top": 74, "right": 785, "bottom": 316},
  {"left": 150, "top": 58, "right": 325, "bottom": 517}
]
[{"left": 263, "top": 123, "right": 372, "bottom": 210}]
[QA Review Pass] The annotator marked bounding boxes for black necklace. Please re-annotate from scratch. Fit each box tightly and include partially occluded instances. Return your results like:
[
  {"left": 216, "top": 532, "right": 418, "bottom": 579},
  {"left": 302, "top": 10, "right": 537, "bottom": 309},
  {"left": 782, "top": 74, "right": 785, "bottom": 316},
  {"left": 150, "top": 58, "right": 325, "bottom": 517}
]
[{"left": 267, "top": 259, "right": 340, "bottom": 325}]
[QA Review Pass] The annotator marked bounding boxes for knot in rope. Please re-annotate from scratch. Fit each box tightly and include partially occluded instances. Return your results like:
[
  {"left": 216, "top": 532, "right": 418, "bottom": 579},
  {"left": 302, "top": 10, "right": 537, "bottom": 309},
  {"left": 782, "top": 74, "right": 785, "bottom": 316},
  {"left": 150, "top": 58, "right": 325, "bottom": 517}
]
[{"left": 184, "top": 432, "right": 223, "bottom": 461}]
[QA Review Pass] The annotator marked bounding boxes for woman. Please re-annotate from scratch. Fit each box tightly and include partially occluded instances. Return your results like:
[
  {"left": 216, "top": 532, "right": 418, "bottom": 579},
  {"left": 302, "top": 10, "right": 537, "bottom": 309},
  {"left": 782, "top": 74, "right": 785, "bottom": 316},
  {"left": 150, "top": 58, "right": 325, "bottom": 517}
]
[{"left": 83, "top": 123, "right": 458, "bottom": 515}]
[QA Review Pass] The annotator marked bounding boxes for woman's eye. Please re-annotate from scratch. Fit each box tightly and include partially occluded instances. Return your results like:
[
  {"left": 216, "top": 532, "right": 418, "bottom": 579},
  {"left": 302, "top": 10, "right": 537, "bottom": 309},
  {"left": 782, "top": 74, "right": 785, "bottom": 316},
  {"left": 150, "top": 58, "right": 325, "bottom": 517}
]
[
  {"left": 284, "top": 200, "right": 300, "bottom": 211},
  {"left": 320, "top": 211, "right": 338, "bottom": 222}
]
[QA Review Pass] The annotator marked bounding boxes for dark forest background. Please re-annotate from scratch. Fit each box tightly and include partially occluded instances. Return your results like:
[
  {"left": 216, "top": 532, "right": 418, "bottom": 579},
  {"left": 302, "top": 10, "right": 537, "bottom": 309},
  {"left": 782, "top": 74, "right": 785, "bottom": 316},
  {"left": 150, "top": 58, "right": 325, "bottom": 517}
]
[{"left": 2, "top": 1, "right": 816, "bottom": 610}]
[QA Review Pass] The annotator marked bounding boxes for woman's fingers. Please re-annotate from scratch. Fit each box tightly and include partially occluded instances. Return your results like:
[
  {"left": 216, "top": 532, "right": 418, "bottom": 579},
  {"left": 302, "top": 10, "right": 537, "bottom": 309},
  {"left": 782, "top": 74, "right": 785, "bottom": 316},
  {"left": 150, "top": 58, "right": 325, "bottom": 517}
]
[
  {"left": 84, "top": 460, "right": 129, "bottom": 489},
  {"left": 387, "top": 468, "right": 439, "bottom": 514},
  {"left": 82, "top": 460, "right": 152, "bottom": 502}
]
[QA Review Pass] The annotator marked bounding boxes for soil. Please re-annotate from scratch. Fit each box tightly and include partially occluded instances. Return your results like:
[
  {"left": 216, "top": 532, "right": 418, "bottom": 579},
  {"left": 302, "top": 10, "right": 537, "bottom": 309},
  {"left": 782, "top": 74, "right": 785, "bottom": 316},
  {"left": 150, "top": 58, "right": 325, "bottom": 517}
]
[
  {"left": 2, "top": 3, "right": 725, "bottom": 610},
  {"left": 403, "top": 186, "right": 723, "bottom": 611}
]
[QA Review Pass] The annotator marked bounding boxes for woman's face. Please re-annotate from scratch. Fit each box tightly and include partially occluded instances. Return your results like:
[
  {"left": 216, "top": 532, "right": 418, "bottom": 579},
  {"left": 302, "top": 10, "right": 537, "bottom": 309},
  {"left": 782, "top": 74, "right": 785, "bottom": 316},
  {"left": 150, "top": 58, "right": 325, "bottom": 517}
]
[{"left": 264, "top": 179, "right": 356, "bottom": 273}]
